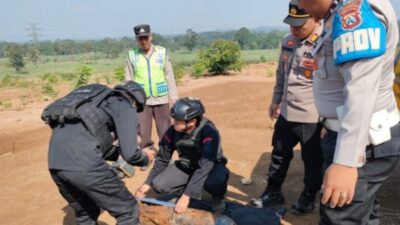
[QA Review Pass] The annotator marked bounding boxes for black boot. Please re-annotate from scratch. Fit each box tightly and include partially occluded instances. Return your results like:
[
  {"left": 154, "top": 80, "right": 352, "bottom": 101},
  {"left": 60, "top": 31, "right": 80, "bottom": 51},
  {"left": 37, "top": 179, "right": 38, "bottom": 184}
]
[
  {"left": 250, "top": 191, "right": 285, "bottom": 208},
  {"left": 291, "top": 190, "right": 316, "bottom": 215},
  {"left": 111, "top": 158, "right": 135, "bottom": 178},
  {"left": 211, "top": 196, "right": 226, "bottom": 213}
]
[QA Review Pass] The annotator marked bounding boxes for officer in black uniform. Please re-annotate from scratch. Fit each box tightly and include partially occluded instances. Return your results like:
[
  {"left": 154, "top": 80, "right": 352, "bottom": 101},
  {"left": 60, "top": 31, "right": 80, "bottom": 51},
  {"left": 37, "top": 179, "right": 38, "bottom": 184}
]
[
  {"left": 42, "top": 81, "right": 156, "bottom": 225},
  {"left": 135, "top": 97, "right": 230, "bottom": 214}
]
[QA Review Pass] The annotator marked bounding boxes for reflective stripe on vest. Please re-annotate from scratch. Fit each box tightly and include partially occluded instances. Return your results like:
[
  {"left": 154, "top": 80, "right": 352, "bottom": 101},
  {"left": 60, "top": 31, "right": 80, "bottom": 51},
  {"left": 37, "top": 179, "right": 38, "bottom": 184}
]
[{"left": 128, "top": 46, "right": 168, "bottom": 98}]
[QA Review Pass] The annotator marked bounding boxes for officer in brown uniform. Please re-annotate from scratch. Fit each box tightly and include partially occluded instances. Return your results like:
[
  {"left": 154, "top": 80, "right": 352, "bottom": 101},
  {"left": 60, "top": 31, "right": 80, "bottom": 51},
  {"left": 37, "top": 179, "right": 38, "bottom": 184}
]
[{"left": 250, "top": 0, "right": 323, "bottom": 215}]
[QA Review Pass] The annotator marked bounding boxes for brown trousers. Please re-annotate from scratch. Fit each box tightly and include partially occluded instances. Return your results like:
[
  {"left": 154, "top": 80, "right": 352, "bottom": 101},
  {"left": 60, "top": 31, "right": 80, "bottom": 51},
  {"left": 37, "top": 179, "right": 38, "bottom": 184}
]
[{"left": 138, "top": 104, "right": 171, "bottom": 148}]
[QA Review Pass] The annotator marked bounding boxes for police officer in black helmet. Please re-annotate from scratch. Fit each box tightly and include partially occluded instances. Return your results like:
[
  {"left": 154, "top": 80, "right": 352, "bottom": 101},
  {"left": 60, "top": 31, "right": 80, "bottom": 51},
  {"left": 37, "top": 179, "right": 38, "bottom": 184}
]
[
  {"left": 43, "top": 81, "right": 156, "bottom": 225},
  {"left": 135, "top": 97, "right": 230, "bottom": 214}
]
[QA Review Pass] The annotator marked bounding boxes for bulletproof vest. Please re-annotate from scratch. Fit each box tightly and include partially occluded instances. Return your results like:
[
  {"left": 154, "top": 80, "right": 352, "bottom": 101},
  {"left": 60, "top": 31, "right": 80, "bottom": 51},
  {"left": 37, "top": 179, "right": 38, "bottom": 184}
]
[
  {"left": 41, "top": 84, "right": 117, "bottom": 155},
  {"left": 175, "top": 118, "right": 224, "bottom": 170}
]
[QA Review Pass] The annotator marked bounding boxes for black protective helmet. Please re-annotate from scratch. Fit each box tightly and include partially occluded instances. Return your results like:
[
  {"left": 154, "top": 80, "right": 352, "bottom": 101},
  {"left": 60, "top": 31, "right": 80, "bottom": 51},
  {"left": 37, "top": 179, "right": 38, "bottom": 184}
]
[
  {"left": 170, "top": 97, "right": 205, "bottom": 121},
  {"left": 114, "top": 81, "right": 146, "bottom": 112}
]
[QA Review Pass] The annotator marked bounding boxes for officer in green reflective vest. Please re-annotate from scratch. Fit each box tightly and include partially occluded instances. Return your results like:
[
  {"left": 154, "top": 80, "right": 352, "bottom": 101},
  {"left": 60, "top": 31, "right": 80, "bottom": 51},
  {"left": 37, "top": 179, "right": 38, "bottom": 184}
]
[{"left": 125, "top": 24, "right": 178, "bottom": 170}]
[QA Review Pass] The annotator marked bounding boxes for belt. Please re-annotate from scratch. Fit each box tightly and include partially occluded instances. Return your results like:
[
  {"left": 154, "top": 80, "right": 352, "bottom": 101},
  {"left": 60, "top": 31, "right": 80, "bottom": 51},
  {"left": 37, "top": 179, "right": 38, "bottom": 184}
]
[{"left": 323, "top": 109, "right": 400, "bottom": 133}]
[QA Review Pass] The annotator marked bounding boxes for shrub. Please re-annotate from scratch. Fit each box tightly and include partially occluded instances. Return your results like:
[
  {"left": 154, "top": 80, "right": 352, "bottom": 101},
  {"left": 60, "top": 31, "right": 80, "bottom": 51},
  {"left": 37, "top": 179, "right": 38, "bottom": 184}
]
[
  {"left": 41, "top": 73, "right": 59, "bottom": 84},
  {"left": 59, "top": 72, "right": 78, "bottom": 81},
  {"left": 1, "top": 75, "right": 19, "bottom": 87},
  {"left": 195, "top": 40, "right": 244, "bottom": 75},
  {"left": 41, "top": 82, "right": 58, "bottom": 97},
  {"left": 113, "top": 66, "right": 125, "bottom": 82},
  {"left": 172, "top": 63, "right": 185, "bottom": 85},
  {"left": 75, "top": 64, "right": 93, "bottom": 88}
]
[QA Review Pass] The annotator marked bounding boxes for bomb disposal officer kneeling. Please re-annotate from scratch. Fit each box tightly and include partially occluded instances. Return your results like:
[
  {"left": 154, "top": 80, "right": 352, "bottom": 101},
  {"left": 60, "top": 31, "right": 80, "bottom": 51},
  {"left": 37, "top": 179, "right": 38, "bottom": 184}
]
[{"left": 135, "top": 97, "right": 230, "bottom": 214}]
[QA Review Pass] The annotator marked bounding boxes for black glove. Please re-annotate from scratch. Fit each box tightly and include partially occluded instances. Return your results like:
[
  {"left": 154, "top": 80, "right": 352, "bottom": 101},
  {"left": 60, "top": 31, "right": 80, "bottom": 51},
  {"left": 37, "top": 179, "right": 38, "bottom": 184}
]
[{"left": 104, "top": 145, "right": 120, "bottom": 161}]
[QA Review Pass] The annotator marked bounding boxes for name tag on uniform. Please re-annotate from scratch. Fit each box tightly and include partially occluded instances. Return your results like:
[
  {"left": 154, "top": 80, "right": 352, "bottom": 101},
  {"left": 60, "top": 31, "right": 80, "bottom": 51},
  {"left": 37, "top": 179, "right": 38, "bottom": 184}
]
[{"left": 332, "top": 0, "right": 386, "bottom": 65}]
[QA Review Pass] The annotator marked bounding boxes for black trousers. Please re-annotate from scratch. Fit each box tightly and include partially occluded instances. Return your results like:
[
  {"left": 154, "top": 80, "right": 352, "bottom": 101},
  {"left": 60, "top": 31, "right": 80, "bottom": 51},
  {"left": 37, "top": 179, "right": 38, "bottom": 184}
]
[
  {"left": 267, "top": 115, "right": 323, "bottom": 194},
  {"left": 319, "top": 124, "right": 400, "bottom": 225},
  {"left": 151, "top": 162, "right": 229, "bottom": 199},
  {"left": 50, "top": 168, "right": 139, "bottom": 225}
]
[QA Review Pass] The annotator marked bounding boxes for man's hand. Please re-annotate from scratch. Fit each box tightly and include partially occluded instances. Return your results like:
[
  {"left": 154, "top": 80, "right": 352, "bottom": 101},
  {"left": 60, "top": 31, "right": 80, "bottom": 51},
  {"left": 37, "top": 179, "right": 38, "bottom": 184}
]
[
  {"left": 321, "top": 163, "right": 358, "bottom": 208},
  {"left": 135, "top": 184, "right": 151, "bottom": 198},
  {"left": 143, "top": 148, "right": 156, "bottom": 161},
  {"left": 268, "top": 103, "right": 280, "bottom": 120},
  {"left": 174, "top": 194, "right": 190, "bottom": 214}
]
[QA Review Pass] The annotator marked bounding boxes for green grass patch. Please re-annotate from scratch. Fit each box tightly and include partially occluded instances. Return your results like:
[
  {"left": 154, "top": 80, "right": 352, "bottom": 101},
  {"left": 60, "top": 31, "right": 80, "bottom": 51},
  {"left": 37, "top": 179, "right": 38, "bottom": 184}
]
[{"left": 0, "top": 49, "right": 280, "bottom": 91}]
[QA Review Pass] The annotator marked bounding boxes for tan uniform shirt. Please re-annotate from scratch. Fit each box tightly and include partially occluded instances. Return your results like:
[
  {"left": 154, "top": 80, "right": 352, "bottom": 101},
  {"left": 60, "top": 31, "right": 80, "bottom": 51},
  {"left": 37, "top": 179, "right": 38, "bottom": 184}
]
[
  {"left": 272, "top": 26, "right": 323, "bottom": 123},
  {"left": 125, "top": 45, "right": 178, "bottom": 106},
  {"left": 313, "top": 0, "right": 399, "bottom": 167}
]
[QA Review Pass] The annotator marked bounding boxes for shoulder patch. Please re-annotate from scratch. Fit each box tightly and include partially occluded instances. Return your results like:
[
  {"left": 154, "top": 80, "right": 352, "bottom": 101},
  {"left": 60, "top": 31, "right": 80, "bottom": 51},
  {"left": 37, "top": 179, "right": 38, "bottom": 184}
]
[
  {"left": 332, "top": 0, "right": 386, "bottom": 65},
  {"left": 308, "top": 33, "right": 320, "bottom": 44},
  {"left": 202, "top": 137, "right": 213, "bottom": 144},
  {"left": 282, "top": 39, "right": 296, "bottom": 52}
]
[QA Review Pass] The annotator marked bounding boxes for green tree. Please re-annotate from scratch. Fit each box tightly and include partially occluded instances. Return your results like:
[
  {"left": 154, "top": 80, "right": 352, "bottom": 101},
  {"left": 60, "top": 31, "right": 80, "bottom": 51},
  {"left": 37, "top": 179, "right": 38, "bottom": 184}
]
[
  {"left": 195, "top": 40, "right": 244, "bottom": 75},
  {"left": 54, "top": 39, "right": 75, "bottom": 55},
  {"left": 28, "top": 47, "right": 40, "bottom": 63},
  {"left": 4, "top": 43, "right": 25, "bottom": 72},
  {"left": 152, "top": 33, "right": 170, "bottom": 48},
  {"left": 83, "top": 42, "right": 94, "bottom": 54},
  {"left": 234, "top": 27, "right": 252, "bottom": 49},
  {"left": 182, "top": 29, "right": 199, "bottom": 51},
  {"left": 264, "top": 30, "right": 286, "bottom": 49},
  {"left": 75, "top": 64, "right": 93, "bottom": 88}
]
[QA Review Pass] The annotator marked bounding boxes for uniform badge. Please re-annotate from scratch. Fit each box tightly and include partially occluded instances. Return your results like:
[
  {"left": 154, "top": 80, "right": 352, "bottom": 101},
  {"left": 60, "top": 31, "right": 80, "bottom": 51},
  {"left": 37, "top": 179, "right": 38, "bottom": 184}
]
[
  {"left": 339, "top": 0, "right": 362, "bottom": 30},
  {"left": 332, "top": 0, "right": 386, "bottom": 64},
  {"left": 309, "top": 33, "right": 319, "bottom": 43},
  {"left": 290, "top": 7, "right": 297, "bottom": 15},
  {"left": 303, "top": 70, "right": 313, "bottom": 79},
  {"left": 302, "top": 51, "right": 317, "bottom": 69},
  {"left": 303, "top": 59, "right": 316, "bottom": 69},
  {"left": 287, "top": 40, "right": 295, "bottom": 47}
]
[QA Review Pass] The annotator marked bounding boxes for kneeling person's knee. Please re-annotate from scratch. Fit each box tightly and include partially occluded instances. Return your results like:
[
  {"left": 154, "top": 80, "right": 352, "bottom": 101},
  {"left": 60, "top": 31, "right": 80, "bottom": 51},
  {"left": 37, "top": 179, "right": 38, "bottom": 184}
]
[{"left": 151, "top": 176, "right": 172, "bottom": 194}]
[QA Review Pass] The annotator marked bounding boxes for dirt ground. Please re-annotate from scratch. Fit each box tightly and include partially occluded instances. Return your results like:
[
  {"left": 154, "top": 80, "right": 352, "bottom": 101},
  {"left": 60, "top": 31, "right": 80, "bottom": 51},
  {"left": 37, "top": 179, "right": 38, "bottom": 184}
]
[{"left": 0, "top": 63, "right": 399, "bottom": 225}]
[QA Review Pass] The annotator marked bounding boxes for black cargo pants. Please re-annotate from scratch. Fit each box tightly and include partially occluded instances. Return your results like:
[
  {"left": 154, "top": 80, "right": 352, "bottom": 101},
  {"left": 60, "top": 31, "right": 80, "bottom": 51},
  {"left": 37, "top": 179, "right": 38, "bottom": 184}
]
[
  {"left": 266, "top": 115, "right": 323, "bottom": 195},
  {"left": 50, "top": 167, "right": 139, "bottom": 225}
]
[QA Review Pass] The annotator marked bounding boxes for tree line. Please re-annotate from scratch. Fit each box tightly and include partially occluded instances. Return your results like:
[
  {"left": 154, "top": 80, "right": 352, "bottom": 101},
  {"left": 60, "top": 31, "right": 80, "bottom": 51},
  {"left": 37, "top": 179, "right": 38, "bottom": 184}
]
[{"left": 0, "top": 27, "right": 287, "bottom": 59}]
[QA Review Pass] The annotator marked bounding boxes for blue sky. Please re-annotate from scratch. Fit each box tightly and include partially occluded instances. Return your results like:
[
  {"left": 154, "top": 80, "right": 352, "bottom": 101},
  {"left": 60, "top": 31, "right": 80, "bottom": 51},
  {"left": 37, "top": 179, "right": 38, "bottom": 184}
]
[{"left": 1, "top": 0, "right": 399, "bottom": 42}]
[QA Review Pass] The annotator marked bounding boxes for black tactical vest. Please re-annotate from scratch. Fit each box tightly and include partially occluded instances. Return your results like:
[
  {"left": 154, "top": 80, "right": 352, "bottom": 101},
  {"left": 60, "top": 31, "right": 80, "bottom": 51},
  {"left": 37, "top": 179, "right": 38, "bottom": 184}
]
[
  {"left": 41, "top": 84, "right": 118, "bottom": 155},
  {"left": 175, "top": 118, "right": 225, "bottom": 170}
]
